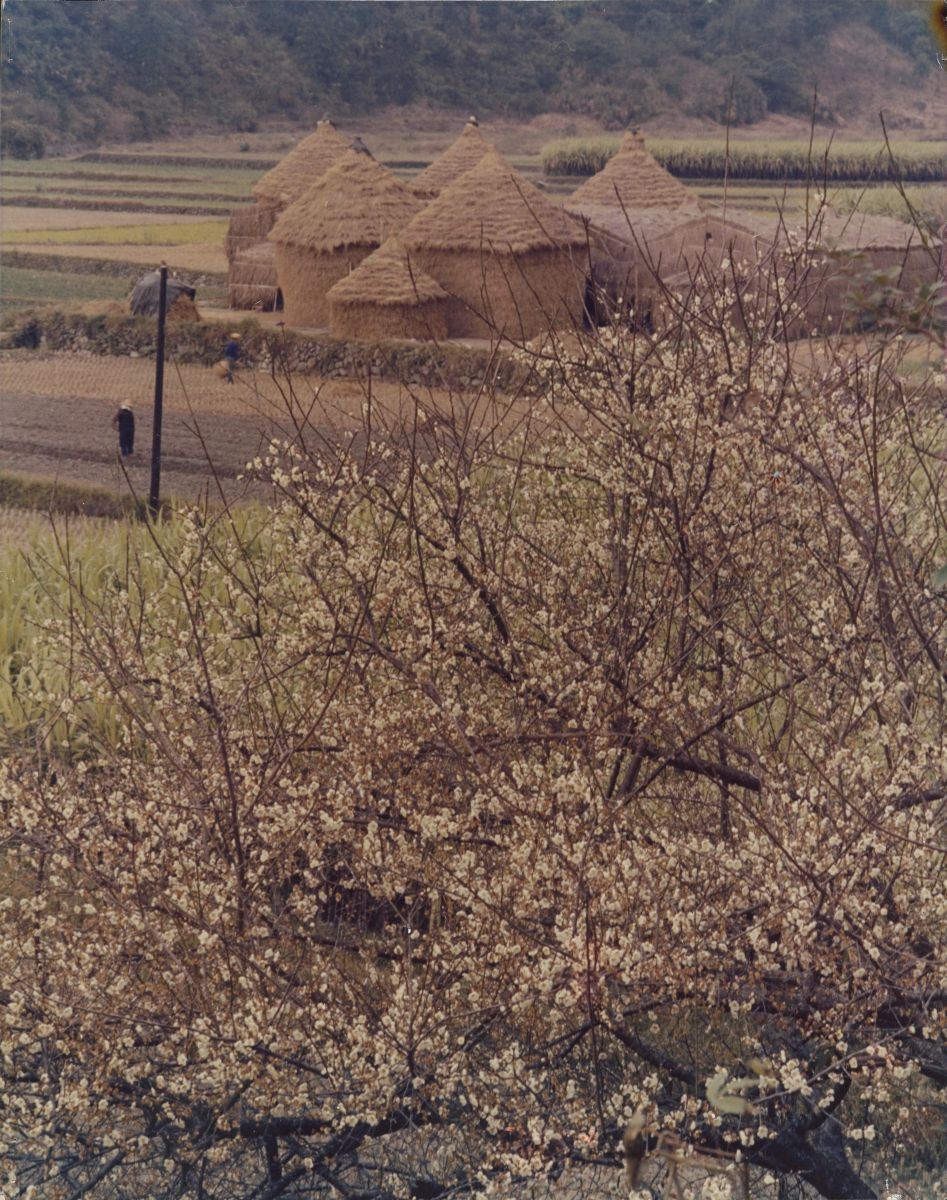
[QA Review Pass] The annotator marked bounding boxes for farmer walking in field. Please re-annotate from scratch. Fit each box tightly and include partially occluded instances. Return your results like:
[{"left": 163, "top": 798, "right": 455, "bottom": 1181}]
[
  {"left": 224, "top": 331, "right": 242, "bottom": 383},
  {"left": 112, "top": 404, "right": 135, "bottom": 457}
]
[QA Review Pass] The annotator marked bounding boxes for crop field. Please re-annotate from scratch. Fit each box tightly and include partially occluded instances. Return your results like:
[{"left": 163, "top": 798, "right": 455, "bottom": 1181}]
[
  {"left": 1, "top": 214, "right": 229, "bottom": 242},
  {"left": 1, "top": 267, "right": 129, "bottom": 306},
  {"left": 0, "top": 349, "right": 476, "bottom": 499},
  {"left": 6, "top": 242, "right": 229, "bottom": 275},
  {"left": 542, "top": 136, "right": 947, "bottom": 180}
]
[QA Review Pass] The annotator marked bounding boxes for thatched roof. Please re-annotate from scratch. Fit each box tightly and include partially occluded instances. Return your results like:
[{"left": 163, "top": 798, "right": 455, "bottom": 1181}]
[
  {"left": 231, "top": 240, "right": 278, "bottom": 283},
  {"left": 225, "top": 203, "right": 279, "bottom": 262},
  {"left": 578, "top": 204, "right": 705, "bottom": 249},
  {"left": 268, "top": 151, "right": 424, "bottom": 252},
  {"left": 410, "top": 117, "right": 492, "bottom": 198},
  {"left": 252, "top": 120, "right": 353, "bottom": 207},
  {"left": 129, "top": 271, "right": 196, "bottom": 316},
  {"left": 326, "top": 241, "right": 447, "bottom": 307},
  {"left": 229, "top": 241, "right": 280, "bottom": 311},
  {"left": 720, "top": 206, "right": 927, "bottom": 252},
  {"left": 399, "top": 150, "right": 586, "bottom": 254},
  {"left": 568, "top": 131, "right": 693, "bottom": 212}
]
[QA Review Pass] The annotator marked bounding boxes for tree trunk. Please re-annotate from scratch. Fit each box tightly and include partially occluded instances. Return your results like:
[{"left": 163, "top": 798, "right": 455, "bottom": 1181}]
[{"left": 754, "top": 1122, "right": 877, "bottom": 1199}]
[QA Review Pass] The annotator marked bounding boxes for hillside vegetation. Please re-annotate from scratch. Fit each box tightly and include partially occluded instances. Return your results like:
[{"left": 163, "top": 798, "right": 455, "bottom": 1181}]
[{"left": 0, "top": 0, "right": 938, "bottom": 153}]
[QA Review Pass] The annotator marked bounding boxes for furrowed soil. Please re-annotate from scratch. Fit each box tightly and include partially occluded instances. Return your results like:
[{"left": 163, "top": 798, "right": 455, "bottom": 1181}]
[{"left": 0, "top": 352, "right": 471, "bottom": 502}]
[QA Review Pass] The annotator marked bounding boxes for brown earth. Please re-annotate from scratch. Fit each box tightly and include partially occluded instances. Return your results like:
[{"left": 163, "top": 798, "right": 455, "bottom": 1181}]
[{"left": 0, "top": 352, "right": 484, "bottom": 502}]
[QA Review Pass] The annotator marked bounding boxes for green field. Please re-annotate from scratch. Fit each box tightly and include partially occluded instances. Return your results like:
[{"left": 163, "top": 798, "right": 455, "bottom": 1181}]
[
  {"left": 0, "top": 266, "right": 130, "bottom": 306},
  {"left": 2, "top": 179, "right": 251, "bottom": 202},
  {"left": 1, "top": 158, "right": 265, "bottom": 185}
]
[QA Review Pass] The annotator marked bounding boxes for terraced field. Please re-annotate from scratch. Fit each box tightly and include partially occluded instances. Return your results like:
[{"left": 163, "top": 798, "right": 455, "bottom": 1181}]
[
  {"left": 5, "top": 128, "right": 939, "bottom": 321},
  {"left": 0, "top": 157, "right": 250, "bottom": 317}
]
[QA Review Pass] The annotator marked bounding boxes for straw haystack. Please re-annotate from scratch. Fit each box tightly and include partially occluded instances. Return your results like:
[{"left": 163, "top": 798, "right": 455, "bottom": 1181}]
[
  {"left": 252, "top": 119, "right": 353, "bottom": 209},
  {"left": 225, "top": 204, "right": 279, "bottom": 265},
  {"left": 269, "top": 151, "right": 425, "bottom": 328},
  {"left": 228, "top": 241, "right": 281, "bottom": 312},
  {"left": 327, "top": 241, "right": 449, "bottom": 340},
  {"left": 129, "top": 271, "right": 197, "bottom": 317},
  {"left": 167, "top": 295, "right": 201, "bottom": 323},
  {"left": 397, "top": 150, "right": 587, "bottom": 339},
  {"left": 568, "top": 131, "right": 693, "bottom": 214},
  {"left": 410, "top": 116, "right": 492, "bottom": 200}
]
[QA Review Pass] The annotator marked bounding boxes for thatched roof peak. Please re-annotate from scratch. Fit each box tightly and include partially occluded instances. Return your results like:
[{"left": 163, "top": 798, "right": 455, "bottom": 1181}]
[
  {"left": 327, "top": 240, "right": 448, "bottom": 307},
  {"left": 399, "top": 150, "right": 586, "bottom": 254},
  {"left": 268, "top": 151, "right": 424, "bottom": 253},
  {"left": 410, "top": 118, "right": 493, "bottom": 199},
  {"left": 569, "top": 131, "right": 692, "bottom": 212},
  {"left": 252, "top": 121, "right": 353, "bottom": 207}
]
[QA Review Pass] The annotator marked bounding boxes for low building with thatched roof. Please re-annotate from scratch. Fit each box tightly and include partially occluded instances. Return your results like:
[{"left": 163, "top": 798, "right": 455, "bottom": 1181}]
[
  {"left": 396, "top": 150, "right": 588, "bottom": 339},
  {"left": 252, "top": 119, "right": 353, "bottom": 210},
  {"left": 409, "top": 116, "right": 493, "bottom": 200},
  {"left": 228, "top": 241, "right": 281, "bottom": 312},
  {"left": 577, "top": 208, "right": 757, "bottom": 324},
  {"left": 268, "top": 150, "right": 426, "bottom": 329},
  {"left": 725, "top": 206, "right": 942, "bottom": 334},
  {"left": 567, "top": 131, "right": 694, "bottom": 215},
  {"left": 327, "top": 241, "right": 449, "bottom": 340}
]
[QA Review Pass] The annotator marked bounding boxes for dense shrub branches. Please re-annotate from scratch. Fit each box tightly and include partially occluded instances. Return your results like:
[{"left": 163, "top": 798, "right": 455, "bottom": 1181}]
[{"left": 1, "top": 268, "right": 945, "bottom": 1198}]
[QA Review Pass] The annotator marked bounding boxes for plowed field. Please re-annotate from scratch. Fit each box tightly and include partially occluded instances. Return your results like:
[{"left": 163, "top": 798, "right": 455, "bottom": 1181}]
[{"left": 0, "top": 352, "right": 467, "bottom": 502}]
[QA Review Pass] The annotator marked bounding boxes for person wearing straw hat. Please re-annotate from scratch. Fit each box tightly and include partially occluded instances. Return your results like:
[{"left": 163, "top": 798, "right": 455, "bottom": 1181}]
[
  {"left": 224, "top": 331, "right": 242, "bottom": 383},
  {"left": 112, "top": 403, "right": 135, "bottom": 457}
]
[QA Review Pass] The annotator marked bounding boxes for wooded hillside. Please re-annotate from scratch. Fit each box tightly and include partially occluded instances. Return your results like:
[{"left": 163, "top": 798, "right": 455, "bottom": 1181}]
[{"left": 0, "top": 0, "right": 938, "bottom": 153}]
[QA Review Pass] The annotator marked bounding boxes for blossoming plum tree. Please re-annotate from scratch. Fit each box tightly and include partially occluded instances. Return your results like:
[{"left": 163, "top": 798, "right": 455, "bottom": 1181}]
[{"left": 1, "top": 261, "right": 945, "bottom": 1199}]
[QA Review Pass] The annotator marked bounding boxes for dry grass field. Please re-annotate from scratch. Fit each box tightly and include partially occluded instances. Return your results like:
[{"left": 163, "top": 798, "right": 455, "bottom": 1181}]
[
  {"left": 0, "top": 208, "right": 220, "bottom": 234},
  {"left": 7, "top": 241, "right": 228, "bottom": 274}
]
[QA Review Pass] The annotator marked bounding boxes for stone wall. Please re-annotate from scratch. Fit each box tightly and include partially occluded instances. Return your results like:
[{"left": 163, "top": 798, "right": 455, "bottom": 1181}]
[{"left": 3, "top": 308, "right": 536, "bottom": 394}]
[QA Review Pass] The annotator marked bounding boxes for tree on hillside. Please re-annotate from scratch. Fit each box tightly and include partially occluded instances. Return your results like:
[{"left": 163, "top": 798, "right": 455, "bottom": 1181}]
[
  {"left": 0, "top": 0, "right": 937, "bottom": 148},
  {"left": 1, "top": 254, "right": 945, "bottom": 1199}
]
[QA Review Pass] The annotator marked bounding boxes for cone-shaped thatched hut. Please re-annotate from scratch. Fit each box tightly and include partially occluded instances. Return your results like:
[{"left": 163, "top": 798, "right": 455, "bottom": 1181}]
[
  {"left": 410, "top": 117, "right": 492, "bottom": 200},
  {"left": 252, "top": 119, "right": 353, "bottom": 209},
  {"left": 228, "top": 241, "right": 281, "bottom": 312},
  {"left": 327, "top": 241, "right": 449, "bottom": 340},
  {"left": 227, "top": 121, "right": 354, "bottom": 302},
  {"left": 397, "top": 150, "right": 587, "bottom": 339},
  {"left": 268, "top": 150, "right": 426, "bottom": 328},
  {"left": 568, "top": 131, "right": 694, "bottom": 214}
]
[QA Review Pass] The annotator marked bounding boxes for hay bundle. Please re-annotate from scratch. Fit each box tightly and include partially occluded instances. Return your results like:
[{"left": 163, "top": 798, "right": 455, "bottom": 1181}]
[
  {"left": 225, "top": 204, "right": 279, "bottom": 263},
  {"left": 409, "top": 116, "right": 491, "bottom": 200},
  {"left": 129, "top": 271, "right": 196, "bottom": 317},
  {"left": 327, "top": 240, "right": 449, "bottom": 340},
  {"left": 269, "top": 152, "right": 425, "bottom": 328},
  {"left": 252, "top": 119, "right": 353, "bottom": 209},
  {"left": 394, "top": 151, "right": 588, "bottom": 339},
  {"left": 167, "top": 294, "right": 201, "bottom": 323},
  {"left": 229, "top": 241, "right": 280, "bottom": 312},
  {"left": 269, "top": 151, "right": 424, "bottom": 253},
  {"left": 399, "top": 151, "right": 585, "bottom": 254},
  {"left": 569, "top": 131, "right": 694, "bottom": 212}
]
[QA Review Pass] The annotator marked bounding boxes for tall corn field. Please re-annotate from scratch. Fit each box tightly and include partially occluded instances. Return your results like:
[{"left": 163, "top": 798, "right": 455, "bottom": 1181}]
[{"left": 542, "top": 137, "right": 947, "bottom": 182}]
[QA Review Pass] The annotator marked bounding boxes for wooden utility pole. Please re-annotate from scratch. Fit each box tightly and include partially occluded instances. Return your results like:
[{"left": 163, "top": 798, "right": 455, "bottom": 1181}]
[{"left": 148, "top": 264, "right": 168, "bottom": 519}]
